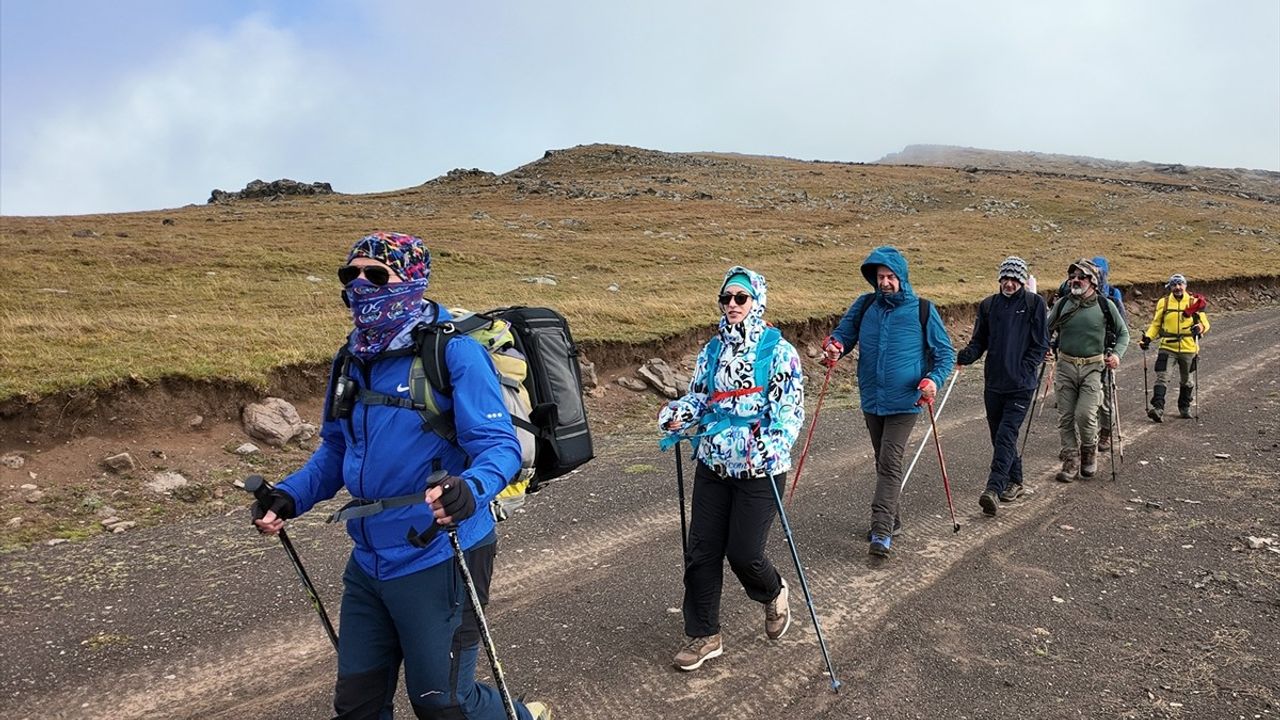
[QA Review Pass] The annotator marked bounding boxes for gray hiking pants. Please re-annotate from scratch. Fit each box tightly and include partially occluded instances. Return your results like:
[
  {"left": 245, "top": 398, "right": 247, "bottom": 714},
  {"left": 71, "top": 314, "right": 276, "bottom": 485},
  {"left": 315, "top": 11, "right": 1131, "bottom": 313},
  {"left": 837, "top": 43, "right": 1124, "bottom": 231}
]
[
  {"left": 864, "top": 412, "right": 918, "bottom": 536},
  {"left": 1055, "top": 357, "right": 1105, "bottom": 452}
]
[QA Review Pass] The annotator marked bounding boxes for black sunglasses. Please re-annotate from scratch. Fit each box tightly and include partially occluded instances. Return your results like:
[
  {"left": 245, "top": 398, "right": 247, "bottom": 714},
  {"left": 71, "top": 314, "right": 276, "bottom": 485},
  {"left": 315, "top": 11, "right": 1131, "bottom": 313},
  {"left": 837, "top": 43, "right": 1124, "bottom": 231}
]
[
  {"left": 1068, "top": 272, "right": 1089, "bottom": 281},
  {"left": 338, "top": 264, "right": 391, "bottom": 286},
  {"left": 719, "top": 292, "right": 751, "bottom": 306}
]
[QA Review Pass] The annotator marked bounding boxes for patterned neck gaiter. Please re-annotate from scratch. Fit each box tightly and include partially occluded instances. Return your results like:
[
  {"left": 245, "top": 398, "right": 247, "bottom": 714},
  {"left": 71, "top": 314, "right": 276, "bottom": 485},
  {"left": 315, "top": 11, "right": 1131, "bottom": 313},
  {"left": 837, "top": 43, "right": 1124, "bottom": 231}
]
[{"left": 347, "top": 278, "right": 428, "bottom": 359}]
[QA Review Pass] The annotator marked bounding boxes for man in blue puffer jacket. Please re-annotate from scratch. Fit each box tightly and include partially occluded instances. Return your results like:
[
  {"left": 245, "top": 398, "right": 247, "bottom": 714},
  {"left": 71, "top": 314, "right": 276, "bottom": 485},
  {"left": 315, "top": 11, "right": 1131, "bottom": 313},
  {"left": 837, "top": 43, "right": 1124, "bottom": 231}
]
[
  {"left": 821, "top": 246, "right": 956, "bottom": 558},
  {"left": 250, "top": 232, "right": 549, "bottom": 719}
]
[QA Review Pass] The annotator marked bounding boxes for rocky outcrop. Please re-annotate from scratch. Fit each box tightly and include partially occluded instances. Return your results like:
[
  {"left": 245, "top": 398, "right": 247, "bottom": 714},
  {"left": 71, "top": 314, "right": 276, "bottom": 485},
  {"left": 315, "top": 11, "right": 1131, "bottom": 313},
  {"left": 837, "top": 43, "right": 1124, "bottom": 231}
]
[{"left": 209, "top": 179, "right": 334, "bottom": 203}]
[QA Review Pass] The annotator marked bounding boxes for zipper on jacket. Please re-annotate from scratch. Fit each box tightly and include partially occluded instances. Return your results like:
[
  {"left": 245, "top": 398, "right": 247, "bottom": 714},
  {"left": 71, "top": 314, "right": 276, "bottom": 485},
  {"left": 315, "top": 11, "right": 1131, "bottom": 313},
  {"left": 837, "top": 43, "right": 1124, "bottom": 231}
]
[{"left": 356, "top": 360, "right": 376, "bottom": 578}]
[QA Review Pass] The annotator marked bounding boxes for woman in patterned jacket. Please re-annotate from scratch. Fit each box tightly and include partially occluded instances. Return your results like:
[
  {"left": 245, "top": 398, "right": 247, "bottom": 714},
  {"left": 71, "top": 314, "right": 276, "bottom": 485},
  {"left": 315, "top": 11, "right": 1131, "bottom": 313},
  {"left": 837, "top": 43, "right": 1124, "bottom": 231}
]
[{"left": 658, "top": 266, "right": 805, "bottom": 672}]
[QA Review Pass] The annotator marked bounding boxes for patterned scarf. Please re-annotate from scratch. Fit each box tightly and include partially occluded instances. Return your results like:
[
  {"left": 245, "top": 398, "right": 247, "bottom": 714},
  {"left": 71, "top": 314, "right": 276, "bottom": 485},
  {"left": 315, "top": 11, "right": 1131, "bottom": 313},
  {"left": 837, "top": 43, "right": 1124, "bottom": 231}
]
[{"left": 347, "top": 278, "right": 428, "bottom": 359}]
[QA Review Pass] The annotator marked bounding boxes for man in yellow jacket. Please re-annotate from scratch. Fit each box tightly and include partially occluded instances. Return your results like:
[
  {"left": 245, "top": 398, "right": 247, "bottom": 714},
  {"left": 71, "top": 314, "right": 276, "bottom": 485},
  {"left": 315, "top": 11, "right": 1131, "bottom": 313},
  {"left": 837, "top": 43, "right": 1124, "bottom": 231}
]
[{"left": 1139, "top": 274, "right": 1209, "bottom": 421}]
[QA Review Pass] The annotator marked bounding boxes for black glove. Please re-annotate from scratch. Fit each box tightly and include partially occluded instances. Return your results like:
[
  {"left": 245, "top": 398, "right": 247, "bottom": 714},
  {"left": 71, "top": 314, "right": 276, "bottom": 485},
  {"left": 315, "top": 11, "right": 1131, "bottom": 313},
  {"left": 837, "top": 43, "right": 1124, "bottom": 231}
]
[
  {"left": 249, "top": 489, "right": 296, "bottom": 525},
  {"left": 435, "top": 476, "right": 477, "bottom": 524},
  {"left": 1139, "top": 335, "right": 1150, "bottom": 351}
]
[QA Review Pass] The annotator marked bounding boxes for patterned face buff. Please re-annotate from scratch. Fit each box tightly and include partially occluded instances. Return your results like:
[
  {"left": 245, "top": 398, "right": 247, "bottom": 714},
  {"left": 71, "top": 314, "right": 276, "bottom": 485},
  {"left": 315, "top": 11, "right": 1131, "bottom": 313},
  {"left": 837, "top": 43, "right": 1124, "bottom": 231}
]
[{"left": 348, "top": 278, "right": 427, "bottom": 358}]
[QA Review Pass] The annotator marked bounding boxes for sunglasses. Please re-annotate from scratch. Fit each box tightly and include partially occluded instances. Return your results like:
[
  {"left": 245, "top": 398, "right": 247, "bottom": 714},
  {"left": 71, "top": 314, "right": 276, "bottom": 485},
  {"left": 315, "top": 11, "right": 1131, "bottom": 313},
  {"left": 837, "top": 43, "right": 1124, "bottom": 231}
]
[
  {"left": 338, "top": 264, "right": 391, "bottom": 286},
  {"left": 1068, "top": 273, "right": 1089, "bottom": 281},
  {"left": 719, "top": 292, "right": 752, "bottom": 306}
]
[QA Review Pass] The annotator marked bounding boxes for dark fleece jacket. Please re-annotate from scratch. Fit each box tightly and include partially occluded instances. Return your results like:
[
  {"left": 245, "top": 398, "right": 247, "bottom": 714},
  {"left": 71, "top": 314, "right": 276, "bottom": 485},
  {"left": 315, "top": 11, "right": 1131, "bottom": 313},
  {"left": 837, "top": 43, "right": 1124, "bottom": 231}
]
[{"left": 957, "top": 288, "right": 1050, "bottom": 393}]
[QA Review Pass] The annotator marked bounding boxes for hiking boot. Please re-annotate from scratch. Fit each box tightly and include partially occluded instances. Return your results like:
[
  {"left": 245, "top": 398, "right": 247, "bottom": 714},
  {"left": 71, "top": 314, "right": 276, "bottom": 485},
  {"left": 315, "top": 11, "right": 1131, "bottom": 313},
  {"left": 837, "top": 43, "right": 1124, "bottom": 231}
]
[
  {"left": 999, "top": 483, "right": 1024, "bottom": 502},
  {"left": 673, "top": 634, "right": 723, "bottom": 671},
  {"left": 1097, "top": 429, "right": 1112, "bottom": 453},
  {"left": 868, "top": 533, "right": 892, "bottom": 558},
  {"left": 1147, "top": 406, "right": 1163, "bottom": 423},
  {"left": 1055, "top": 449, "right": 1078, "bottom": 483},
  {"left": 764, "top": 579, "right": 790, "bottom": 640},
  {"left": 979, "top": 490, "right": 999, "bottom": 516},
  {"left": 865, "top": 516, "right": 903, "bottom": 541},
  {"left": 1080, "top": 445, "right": 1098, "bottom": 478},
  {"left": 1178, "top": 407, "right": 1192, "bottom": 419},
  {"left": 526, "top": 701, "right": 552, "bottom": 720}
]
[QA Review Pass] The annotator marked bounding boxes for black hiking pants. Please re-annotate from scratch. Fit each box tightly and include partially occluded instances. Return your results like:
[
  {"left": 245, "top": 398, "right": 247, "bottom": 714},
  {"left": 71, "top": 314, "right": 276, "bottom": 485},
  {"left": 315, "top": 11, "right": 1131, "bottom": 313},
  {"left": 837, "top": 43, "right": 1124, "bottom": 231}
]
[
  {"left": 683, "top": 461, "right": 785, "bottom": 638},
  {"left": 864, "top": 412, "right": 919, "bottom": 537},
  {"left": 984, "top": 389, "right": 1033, "bottom": 494}
]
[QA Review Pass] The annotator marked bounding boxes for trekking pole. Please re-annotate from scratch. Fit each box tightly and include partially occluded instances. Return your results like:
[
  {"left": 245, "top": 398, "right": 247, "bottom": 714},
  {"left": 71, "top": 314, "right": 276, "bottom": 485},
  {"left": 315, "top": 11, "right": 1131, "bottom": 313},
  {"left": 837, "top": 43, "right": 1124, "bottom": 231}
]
[
  {"left": 1109, "top": 369, "right": 1124, "bottom": 468},
  {"left": 786, "top": 362, "right": 835, "bottom": 507},
  {"left": 243, "top": 475, "right": 339, "bottom": 651},
  {"left": 411, "top": 470, "right": 518, "bottom": 720},
  {"left": 1193, "top": 339, "right": 1202, "bottom": 422},
  {"left": 1105, "top": 370, "right": 1118, "bottom": 482},
  {"left": 924, "top": 401, "right": 961, "bottom": 533},
  {"left": 1019, "top": 361, "right": 1048, "bottom": 457},
  {"left": 1142, "top": 346, "right": 1150, "bottom": 410},
  {"left": 768, "top": 467, "right": 842, "bottom": 692},
  {"left": 674, "top": 440, "right": 689, "bottom": 559},
  {"left": 900, "top": 368, "right": 962, "bottom": 493}
]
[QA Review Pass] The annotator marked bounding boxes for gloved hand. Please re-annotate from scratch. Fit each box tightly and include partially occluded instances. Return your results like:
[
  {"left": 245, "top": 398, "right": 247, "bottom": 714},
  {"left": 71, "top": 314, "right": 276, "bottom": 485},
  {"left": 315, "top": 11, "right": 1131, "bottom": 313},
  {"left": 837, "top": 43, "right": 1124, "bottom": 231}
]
[
  {"left": 250, "top": 489, "right": 296, "bottom": 533},
  {"left": 820, "top": 336, "right": 844, "bottom": 368},
  {"left": 916, "top": 378, "right": 937, "bottom": 405},
  {"left": 1191, "top": 324, "right": 1202, "bottom": 339},
  {"left": 1104, "top": 353, "right": 1119, "bottom": 370},
  {"left": 1139, "top": 334, "right": 1151, "bottom": 351},
  {"left": 426, "top": 475, "right": 477, "bottom": 525}
]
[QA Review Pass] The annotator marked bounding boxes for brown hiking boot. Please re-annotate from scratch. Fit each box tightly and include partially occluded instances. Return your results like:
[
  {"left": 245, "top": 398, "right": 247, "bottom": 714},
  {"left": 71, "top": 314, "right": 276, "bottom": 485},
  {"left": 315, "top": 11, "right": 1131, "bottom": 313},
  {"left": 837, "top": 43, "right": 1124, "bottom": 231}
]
[
  {"left": 1097, "top": 429, "right": 1112, "bottom": 453},
  {"left": 765, "top": 579, "right": 791, "bottom": 640},
  {"left": 979, "top": 489, "right": 999, "bottom": 516},
  {"left": 673, "top": 634, "right": 723, "bottom": 671},
  {"left": 1080, "top": 444, "right": 1098, "bottom": 478},
  {"left": 1055, "top": 449, "right": 1078, "bottom": 483}
]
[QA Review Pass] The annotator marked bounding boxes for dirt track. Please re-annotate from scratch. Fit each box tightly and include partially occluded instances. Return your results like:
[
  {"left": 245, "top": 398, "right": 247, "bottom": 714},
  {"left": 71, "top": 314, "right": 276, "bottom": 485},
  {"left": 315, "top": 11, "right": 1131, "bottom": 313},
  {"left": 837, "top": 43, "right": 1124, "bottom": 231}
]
[{"left": 2, "top": 307, "right": 1277, "bottom": 719}]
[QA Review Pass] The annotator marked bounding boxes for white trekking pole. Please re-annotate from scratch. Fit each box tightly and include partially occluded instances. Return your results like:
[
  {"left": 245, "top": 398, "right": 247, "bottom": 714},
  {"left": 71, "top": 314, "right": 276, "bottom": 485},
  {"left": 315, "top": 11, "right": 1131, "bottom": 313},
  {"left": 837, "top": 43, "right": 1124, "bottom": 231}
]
[{"left": 900, "top": 368, "right": 962, "bottom": 493}]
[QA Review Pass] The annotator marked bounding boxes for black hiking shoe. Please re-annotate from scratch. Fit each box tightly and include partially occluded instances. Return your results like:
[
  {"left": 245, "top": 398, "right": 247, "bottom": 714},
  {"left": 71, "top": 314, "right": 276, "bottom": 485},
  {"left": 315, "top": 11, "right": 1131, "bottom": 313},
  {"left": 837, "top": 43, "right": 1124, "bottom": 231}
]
[
  {"left": 1179, "top": 407, "right": 1192, "bottom": 419},
  {"left": 1147, "top": 407, "right": 1163, "bottom": 423},
  {"left": 999, "top": 483, "right": 1024, "bottom": 502},
  {"left": 979, "top": 490, "right": 999, "bottom": 517}
]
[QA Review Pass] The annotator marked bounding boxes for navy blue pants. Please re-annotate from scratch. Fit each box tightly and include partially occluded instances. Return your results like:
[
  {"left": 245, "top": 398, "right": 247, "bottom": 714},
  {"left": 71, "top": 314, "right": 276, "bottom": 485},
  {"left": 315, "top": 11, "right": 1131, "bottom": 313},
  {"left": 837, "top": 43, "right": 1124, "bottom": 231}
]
[
  {"left": 984, "top": 389, "right": 1034, "bottom": 494},
  {"left": 333, "top": 534, "right": 532, "bottom": 720},
  {"left": 683, "top": 461, "right": 785, "bottom": 638}
]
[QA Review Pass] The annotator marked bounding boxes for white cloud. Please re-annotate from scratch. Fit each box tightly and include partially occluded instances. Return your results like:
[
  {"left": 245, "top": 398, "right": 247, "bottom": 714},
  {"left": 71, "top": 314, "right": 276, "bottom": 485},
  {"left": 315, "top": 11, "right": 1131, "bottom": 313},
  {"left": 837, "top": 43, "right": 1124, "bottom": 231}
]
[{"left": 0, "top": 17, "right": 358, "bottom": 216}]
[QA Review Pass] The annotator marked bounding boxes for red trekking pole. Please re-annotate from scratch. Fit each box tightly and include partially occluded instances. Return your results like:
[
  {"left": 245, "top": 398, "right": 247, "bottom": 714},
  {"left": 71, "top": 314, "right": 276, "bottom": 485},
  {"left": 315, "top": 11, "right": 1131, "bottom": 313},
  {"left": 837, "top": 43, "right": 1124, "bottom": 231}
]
[
  {"left": 786, "top": 362, "right": 834, "bottom": 507},
  {"left": 924, "top": 400, "right": 961, "bottom": 533}
]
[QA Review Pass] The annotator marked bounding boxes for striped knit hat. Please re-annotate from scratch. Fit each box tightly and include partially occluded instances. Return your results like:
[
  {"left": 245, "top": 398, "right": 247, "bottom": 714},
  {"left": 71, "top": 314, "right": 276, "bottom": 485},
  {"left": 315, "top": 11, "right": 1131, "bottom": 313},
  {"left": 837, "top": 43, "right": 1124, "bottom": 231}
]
[
  {"left": 997, "top": 256, "right": 1029, "bottom": 284},
  {"left": 1167, "top": 273, "right": 1187, "bottom": 287}
]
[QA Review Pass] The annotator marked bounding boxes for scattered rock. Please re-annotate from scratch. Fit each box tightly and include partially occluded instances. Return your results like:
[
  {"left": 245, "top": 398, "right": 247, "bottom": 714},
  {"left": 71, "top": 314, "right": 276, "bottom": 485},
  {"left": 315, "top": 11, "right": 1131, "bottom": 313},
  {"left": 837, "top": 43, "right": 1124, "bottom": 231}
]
[
  {"left": 1243, "top": 536, "right": 1275, "bottom": 550},
  {"left": 187, "top": 414, "right": 204, "bottom": 429},
  {"left": 578, "top": 360, "right": 599, "bottom": 389},
  {"left": 586, "top": 386, "right": 607, "bottom": 399},
  {"left": 306, "top": 275, "right": 324, "bottom": 283},
  {"left": 71, "top": 229, "right": 99, "bottom": 238},
  {"left": 521, "top": 276, "right": 558, "bottom": 286},
  {"left": 150, "top": 449, "right": 166, "bottom": 460},
  {"left": 47, "top": 538, "right": 69, "bottom": 546},
  {"left": 1, "top": 453, "right": 25, "bottom": 469},
  {"left": 19, "top": 483, "right": 37, "bottom": 491},
  {"left": 110, "top": 521, "right": 137, "bottom": 534},
  {"left": 7, "top": 517, "right": 22, "bottom": 528},
  {"left": 102, "top": 452, "right": 137, "bottom": 473},
  {"left": 100, "top": 517, "right": 122, "bottom": 527},
  {"left": 162, "top": 218, "right": 176, "bottom": 226},
  {"left": 25, "top": 491, "right": 44, "bottom": 503},
  {"left": 638, "top": 359, "right": 681, "bottom": 399},
  {"left": 616, "top": 376, "right": 649, "bottom": 392},
  {"left": 146, "top": 471, "right": 190, "bottom": 494},
  {"left": 234, "top": 443, "right": 261, "bottom": 456},
  {"left": 95, "top": 506, "right": 118, "bottom": 518},
  {"left": 471, "top": 211, "right": 491, "bottom": 220},
  {"left": 559, "top": 218, "right": 586, "bottom": 229},
  {"left": 296, "top": 423, "right": 317, "bottom": 442},
  {"left": 606, "top": 283, "right": 620, "bottom": 293},
  {"left": 241, "top": 397, "right": 305, "bottom": 447},
  {"left": 1213, "top": 452, "right": 1230, "bottom": 459}
]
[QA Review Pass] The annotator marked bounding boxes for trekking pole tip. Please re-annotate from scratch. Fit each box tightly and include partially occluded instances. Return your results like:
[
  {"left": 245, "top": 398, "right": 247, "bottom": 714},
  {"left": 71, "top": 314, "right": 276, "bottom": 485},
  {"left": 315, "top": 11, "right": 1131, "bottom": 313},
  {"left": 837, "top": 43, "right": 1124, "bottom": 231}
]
[
  {"left": 953, "top": 522, "right": 961, "bottom": 533},
  {"left": 830, "top": 678, "right": 843, "bottom": 693}
]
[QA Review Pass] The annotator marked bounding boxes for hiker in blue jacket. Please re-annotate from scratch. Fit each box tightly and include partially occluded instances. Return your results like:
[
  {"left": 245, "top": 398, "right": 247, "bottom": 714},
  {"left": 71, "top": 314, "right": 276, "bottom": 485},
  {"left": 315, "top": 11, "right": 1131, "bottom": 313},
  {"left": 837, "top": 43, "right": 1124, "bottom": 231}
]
[
  {"left": 250, "top": 232, "right": 549, "bottom": 719},
  {"left": 821, "top": 246, "right": 955, "bottom": 558},
  {"left": 955, "top": 257, "right": 1049, "bottom": 516}
]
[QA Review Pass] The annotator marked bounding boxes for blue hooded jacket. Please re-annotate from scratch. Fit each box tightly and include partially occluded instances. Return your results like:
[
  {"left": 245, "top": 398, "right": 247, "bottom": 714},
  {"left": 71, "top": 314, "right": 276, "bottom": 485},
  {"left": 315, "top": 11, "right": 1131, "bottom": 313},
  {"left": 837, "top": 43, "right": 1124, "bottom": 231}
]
[
  {"left": 278, "top": 304, "right": 521, "bottom": 581},
  {"left": 830, "top": 247, "right": 956, "bottom": 415}
]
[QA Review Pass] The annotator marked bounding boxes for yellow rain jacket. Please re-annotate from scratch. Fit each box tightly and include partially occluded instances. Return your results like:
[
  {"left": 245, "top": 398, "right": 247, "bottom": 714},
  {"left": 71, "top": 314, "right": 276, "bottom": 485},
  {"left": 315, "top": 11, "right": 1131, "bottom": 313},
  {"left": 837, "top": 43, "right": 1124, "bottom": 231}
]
[{"left": 1144, "top": 293, "right": 1209, "bottom": 354}]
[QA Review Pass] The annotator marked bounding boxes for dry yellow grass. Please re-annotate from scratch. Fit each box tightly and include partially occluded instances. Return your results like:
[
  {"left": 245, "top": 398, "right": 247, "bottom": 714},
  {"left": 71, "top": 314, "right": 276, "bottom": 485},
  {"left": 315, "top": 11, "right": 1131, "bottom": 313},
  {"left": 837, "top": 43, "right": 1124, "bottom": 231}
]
[{"left": 2, "top": 144, "right": 1276, "bottom": 401}]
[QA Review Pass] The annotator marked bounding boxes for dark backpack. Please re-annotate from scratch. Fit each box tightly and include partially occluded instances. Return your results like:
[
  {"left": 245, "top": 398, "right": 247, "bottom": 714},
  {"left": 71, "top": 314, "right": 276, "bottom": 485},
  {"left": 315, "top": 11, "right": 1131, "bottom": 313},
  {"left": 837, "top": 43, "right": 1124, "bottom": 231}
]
[{"left": 329, "top": 306, "right": 593, "bottom": 521}]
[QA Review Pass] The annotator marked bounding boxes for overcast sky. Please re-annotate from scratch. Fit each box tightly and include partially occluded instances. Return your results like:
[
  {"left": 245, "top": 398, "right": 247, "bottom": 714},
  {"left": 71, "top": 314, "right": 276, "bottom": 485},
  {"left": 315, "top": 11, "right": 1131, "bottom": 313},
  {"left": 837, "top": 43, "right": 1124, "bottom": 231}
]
[{"left": 2, "top": 0, "right": 1278, "bottom": 216}]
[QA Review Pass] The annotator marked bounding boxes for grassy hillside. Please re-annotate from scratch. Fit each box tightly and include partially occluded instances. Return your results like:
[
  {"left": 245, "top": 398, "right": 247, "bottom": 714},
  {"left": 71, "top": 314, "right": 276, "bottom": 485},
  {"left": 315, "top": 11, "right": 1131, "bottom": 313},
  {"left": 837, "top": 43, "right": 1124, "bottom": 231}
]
[{"left": 1, "top": 144, "right": 1277, "bottom": 402}]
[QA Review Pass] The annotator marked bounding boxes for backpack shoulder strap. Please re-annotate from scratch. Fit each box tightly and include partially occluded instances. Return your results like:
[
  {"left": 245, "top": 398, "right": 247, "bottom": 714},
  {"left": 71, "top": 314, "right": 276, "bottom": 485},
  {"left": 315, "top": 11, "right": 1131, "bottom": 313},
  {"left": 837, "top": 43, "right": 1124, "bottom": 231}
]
[
  {"left": 918, "top": 298, "right": 934, "bottom": 370},
  {"left": 699, "top": 336, "right": 722, "bottom": 395},
  {"left": 753, "top": 327, "right": 782, "bottom": 390}
]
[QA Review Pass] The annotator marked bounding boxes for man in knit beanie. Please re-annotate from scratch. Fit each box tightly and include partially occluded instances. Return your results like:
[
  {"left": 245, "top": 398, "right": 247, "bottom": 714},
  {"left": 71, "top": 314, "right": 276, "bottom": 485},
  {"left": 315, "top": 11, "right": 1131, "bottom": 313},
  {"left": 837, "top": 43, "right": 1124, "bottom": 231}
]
[{"left": 956, "top": 257, "right": 1049, "bottom": 514}]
